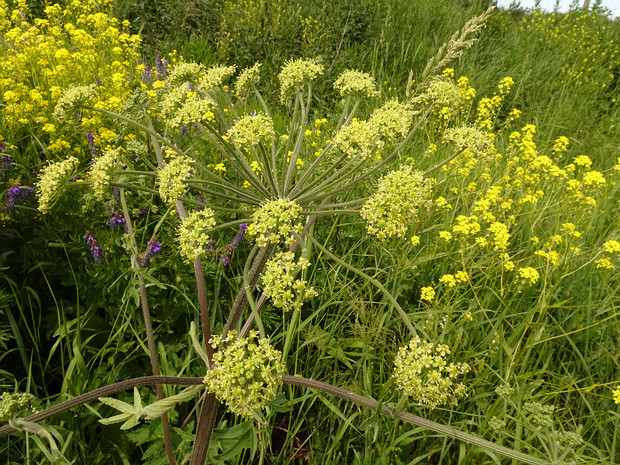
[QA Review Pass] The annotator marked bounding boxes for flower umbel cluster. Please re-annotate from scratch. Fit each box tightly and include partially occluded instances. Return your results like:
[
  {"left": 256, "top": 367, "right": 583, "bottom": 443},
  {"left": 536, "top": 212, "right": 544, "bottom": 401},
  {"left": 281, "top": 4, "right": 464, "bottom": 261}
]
[
  {"left": 53, "top": 84, "right": 97, "bottom": 121},
  {"left": 204, "top": 331, "right": 285, "bottom": 418},
  {"left": 278, "top": 58, "right": 324, "bottom": 101},
  {"left": 261, "top": 252, "right": 317, "bottom": 312},
  {"left": 90, "top": 148, "right": 122, "bottom": 201},
  {"left": 158, "top": 155, "right": 194, "bottom": 205},
  {"left": 171, "top": 98, "right": 215, "bottom": 127},
  {"left": 522, "top": 402, "right": 555, "bottom": 428},
  {"left": 332, "top": 118, "right": 382, "bottom": 160},
  {"left": 201, "top": 65, "right": 237, "bottom": 90},
  {"left": 36, "top": 157, "right": 80, "bottom": 213},
  {"left": 369, "top": 99, "right": 412, "bottom": 141},
  {"left": 227, "top": 113, "right": 275, "bottom": 149},
  {"left": 393, "top": 337, "right": 470, "bottom": 408},
  {"left": 443, "top": 125, "right": 496, "bottom": 161},
  {"left": 333, "top": 69, "right": 379, "bottom": 97},
  {"left": 361, "top": 165, "right": 430, "bottom": 240},
  {"left": 247, "top": 198, "right": 303, "bottom": 247},
  {"left": 166, "top": 62, "right": 206, "bottom": 88},
  {"left": 177, "top": 209, "right": 217, "bottom": 263},
  {"left": 0, "top": 392, "right": 37, "bottom": 420},
  {"left": 234, "top": 62, "right": 262, "bottom": 97}
]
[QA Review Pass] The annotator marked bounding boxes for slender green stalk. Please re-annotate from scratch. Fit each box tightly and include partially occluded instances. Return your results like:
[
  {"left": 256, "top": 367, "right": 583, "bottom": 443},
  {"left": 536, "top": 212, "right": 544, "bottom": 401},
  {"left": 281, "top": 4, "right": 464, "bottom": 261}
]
[
  {"left": 296, "top": 105, "right": 433, "bottom": 203},
  {"left": 304, "top": 231, "right": 416, "bottom": 335},
  {"left": 283, "top": 86, "right": 312, "bottom": 193},
  {"left": 282, "top": 375, "right": 550, "bottom": 465},
  {"left": 223, "top": 245, "right": 274, "bottom": 338},
  {"left": 242, "top": 244, "right": 265, "bottom": 338},
  {"left": 120, "top": 189, "right": 177, "bottom": 465},
  {"left": 185, "top": 182, "right": 260, "bottom": 205},
  {"left": 81, "top": 105, "right": 186, "bottom": 160},
  {"left": 197, "top": 122, "right": 274, "bottom": 199}
]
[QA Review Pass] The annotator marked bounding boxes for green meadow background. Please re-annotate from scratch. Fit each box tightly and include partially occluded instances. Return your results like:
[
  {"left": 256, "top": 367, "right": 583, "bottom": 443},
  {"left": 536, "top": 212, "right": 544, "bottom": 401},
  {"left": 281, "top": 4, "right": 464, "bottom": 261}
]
[{"left": 0, "top": 0, "right": 619, "bottom": 463}]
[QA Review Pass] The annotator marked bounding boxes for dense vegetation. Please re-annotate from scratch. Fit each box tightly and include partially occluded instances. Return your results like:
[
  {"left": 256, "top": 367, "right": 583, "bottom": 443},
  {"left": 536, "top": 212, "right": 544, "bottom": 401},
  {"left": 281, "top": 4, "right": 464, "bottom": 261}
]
[{"left": 1, "top": 0, "right": 619, "bottom": 464}]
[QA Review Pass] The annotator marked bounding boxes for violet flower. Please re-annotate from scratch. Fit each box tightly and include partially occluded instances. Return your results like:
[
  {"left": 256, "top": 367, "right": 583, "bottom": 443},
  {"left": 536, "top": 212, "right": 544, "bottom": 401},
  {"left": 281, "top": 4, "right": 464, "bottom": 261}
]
[{"left": 84, "top": 230, "right": 104, "bottom": 263}]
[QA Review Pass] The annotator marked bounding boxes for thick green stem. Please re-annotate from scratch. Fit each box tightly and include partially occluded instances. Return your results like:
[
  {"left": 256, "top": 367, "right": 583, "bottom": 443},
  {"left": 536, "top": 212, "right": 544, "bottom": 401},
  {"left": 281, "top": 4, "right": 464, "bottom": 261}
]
[
  {"left": 223, "top": 245, "right": 274, "bottom": 338},
  {"left": 0, "top": 377, "right": 204, "bottom": 437},
  {"left": 282, "top": 375, "right": 550, "bottom": 465},
  {"left": 3, "top": 374, "right": 549, "bottom": 465},
  {"left": 188, "top": 393, "right": 218, "bottom": 465}
]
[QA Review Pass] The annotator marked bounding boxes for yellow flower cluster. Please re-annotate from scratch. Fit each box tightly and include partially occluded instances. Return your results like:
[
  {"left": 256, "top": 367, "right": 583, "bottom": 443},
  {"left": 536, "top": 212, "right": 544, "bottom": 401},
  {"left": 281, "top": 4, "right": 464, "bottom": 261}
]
[
  {"left": 247, "top": 198, "right": 303, "bottom": 247},
  {"left": 205, "top": 331, "right": 285, "bottom": 418},
  {"left": 1, "top": 0, "right": 141, "bottom": 152},
  {"left": 369, "top": 100, "right": 413, "bottom": 141},
  {"left": 332, "top": 118, "right": 382, "bottom": 160},
  {"left": 176, "top": 209, "right": 217, "bottom": 263},
  {"left": 202, "top": 65, "right": 237, "bottom": 90},
  {"left": 234, "top": 62, "right": 262, "bottom": 97},
  {"left": 522, "top": 9, "right": 619, "bottom": 90},
  {"left": 475, "top": 76, "right": 515, "bottom": 130},
  {"left": 393, "top": 337, "right": 469, "bottom": 409},
  {"left": 333, "top": 69, "right": 379, "bottom": 98},
  {"left": 36, "top": 156, "right": 80, "bottom": 213},
  {"left": 261, "top": 252, "right": 317, "bottom": 312},
  {"left": 53, "top": 84, "right": 98, "bottom": 121},
  {"left": 227, "top": 113, "right": 275, "bottom": 149},
  {"left": 439, "top": 271, "right": 468, "bottom": 288},
  {"left": 278, "top": 58, "right": 324, "bottom": 101},
  {"left": 90, "top": 147, "right": 122, "bottom": 200},
  {"left": 360, "top": 165, "right": 430, "bottom": 240},
  {"left": 517, "top": 266, "right": 540, "bottom": 285},
  {"left": 443, "top": 125, "right": 496, "bottom": 162},
  {"left": 158, "top": 155, "right": 194, "bottom": 205}
]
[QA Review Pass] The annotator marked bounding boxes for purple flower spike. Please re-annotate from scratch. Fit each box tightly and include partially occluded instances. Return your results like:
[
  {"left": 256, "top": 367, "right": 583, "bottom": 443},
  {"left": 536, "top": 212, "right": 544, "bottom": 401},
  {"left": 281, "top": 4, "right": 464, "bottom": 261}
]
[
  {"left": 5, "top": 182, "right": 34, "bottom": 210},
  {"left": 1, "top": 155, "right": 11, "bottom": 181},
  {"left": 138, "top": 236, "right": 162, "bottom": 267},
  {"left": 5, "top": 184, "right": 21, "bottom": 210},
  {"left": 147, "top": 237, "right": 162, "bottom": 255},
  {"left": 84, "top": 230, "right": 104, "bottom": 263},
  {"left": 86, "top": 131, "right": 97, "bottom": 158},
  {"left": 109, "top": 211, "right": 125, "bottom": 228},
  {"left": 230, "top": 223, "right": 248, "bottom": 252}
]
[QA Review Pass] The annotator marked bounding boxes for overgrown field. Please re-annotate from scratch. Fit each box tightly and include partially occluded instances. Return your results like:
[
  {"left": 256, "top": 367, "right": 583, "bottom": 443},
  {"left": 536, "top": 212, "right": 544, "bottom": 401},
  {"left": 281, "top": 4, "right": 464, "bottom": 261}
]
[{"left": 1, "top": 0, "right": 619, "bottom": 464}]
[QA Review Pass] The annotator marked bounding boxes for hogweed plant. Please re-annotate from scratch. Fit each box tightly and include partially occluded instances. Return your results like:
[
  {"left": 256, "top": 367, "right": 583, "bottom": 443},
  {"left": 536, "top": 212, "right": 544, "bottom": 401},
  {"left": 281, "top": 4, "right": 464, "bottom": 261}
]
[{"left": 2, "top": 5, "right": 618, "bottom": 464}]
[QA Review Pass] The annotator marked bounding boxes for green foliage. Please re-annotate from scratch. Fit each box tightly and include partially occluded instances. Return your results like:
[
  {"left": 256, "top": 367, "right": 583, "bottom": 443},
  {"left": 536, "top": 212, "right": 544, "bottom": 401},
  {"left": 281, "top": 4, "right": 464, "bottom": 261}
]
[{"left": 1, "top": 1, "right": 620, "bottom": 464}]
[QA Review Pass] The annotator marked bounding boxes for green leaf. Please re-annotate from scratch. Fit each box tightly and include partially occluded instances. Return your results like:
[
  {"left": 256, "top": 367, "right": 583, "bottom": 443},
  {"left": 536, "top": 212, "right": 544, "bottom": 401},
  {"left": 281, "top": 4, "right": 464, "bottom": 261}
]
[
  {"left": 98, "top": 388, "right": 143, "bottom": 429},
  {"left": 98, "top": 397, "right": 135, "bottom": 414},
  {"left": 99, "top": 412, "right": 133, "bottom": 426}
]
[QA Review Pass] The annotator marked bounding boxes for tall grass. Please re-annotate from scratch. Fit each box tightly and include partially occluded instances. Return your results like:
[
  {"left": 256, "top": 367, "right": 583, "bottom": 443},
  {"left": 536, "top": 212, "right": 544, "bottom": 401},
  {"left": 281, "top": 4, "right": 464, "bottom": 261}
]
[{"left": 1, "top": 0, "right": 619, "bottom": 464}]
